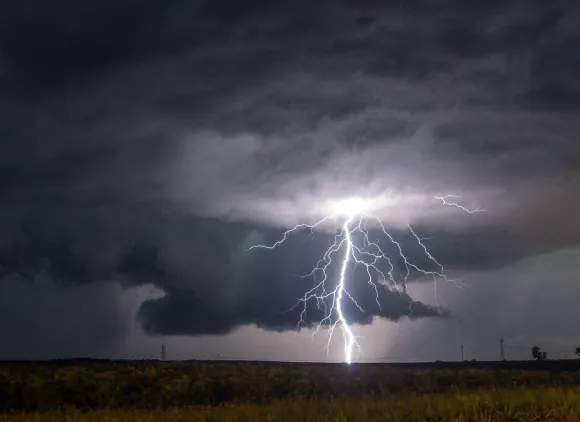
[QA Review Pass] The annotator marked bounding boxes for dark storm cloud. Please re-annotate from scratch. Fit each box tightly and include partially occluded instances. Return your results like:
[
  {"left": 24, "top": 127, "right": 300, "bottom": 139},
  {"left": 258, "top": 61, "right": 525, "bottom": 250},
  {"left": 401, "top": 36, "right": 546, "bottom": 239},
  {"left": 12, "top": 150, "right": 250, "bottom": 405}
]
[
  {"left": 1, "top": 0, "right": 580, "bottom": 340},
  {"left": 0, "top": 207, "right": 447, "bottom": 336}
]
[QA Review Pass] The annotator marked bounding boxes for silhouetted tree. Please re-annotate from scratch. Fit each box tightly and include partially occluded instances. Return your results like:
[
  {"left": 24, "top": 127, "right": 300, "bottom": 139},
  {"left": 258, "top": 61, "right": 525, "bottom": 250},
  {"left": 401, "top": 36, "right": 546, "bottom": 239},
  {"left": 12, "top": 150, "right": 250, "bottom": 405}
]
[{"left": 531, "top": 346, "right": 548, "bottom": 360}]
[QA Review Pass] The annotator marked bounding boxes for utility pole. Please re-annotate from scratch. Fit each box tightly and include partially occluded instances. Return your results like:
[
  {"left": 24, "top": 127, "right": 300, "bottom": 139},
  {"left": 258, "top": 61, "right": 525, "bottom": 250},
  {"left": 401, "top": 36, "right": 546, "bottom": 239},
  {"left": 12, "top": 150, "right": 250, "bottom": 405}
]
[
  {"left": 461, "top": 345, "right": 464, "bottom": 362},
  {"left": 161, "top": 344, "right": 166, "bottom": 361},
  {"left": 500, "top": 338, "right": 505, "bottom": 361}
]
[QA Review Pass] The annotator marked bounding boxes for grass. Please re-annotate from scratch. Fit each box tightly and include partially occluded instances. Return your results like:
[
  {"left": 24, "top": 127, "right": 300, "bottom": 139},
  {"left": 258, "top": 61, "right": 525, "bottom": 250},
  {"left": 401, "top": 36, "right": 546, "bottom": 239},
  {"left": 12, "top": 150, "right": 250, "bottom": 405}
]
[
  {"left": 3, "top": 360, "right": 580, "bottom": 411},
  {"left": 2, "top": 360, "right": 580, "bottom": 420},
  {"left": 3, "top": 388, "right": 580, "bottom": 421}
]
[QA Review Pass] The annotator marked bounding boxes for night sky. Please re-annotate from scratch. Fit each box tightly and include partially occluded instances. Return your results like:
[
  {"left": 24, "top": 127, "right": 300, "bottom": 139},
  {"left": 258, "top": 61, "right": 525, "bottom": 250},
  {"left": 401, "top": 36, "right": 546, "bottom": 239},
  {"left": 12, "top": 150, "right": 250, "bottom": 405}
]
[{"left": 1, "top": 0, "right": 579, "bottom": 362}]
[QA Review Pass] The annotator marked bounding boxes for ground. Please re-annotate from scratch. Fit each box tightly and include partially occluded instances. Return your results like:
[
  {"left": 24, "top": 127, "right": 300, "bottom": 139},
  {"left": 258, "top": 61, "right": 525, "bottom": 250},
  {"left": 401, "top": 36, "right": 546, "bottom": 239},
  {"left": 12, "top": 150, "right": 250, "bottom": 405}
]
[{"left": 1, "top": 359, "right": 580, "bottom": 421}]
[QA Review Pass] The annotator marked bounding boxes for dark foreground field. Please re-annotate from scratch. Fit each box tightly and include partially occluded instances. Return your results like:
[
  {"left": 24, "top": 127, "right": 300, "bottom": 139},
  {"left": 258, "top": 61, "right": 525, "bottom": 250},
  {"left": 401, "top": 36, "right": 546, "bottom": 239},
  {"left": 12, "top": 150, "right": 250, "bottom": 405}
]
[{"left": 1, "top": 359, "right": 580, "bottom": 421}]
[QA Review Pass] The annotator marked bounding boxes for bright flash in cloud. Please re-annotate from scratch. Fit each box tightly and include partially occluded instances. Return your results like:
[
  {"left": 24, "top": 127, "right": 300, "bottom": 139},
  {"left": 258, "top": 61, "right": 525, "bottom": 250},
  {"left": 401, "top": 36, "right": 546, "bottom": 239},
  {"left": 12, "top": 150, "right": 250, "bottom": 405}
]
[{"left": 326, "top": 196, "right": 389, "bottom": 217}]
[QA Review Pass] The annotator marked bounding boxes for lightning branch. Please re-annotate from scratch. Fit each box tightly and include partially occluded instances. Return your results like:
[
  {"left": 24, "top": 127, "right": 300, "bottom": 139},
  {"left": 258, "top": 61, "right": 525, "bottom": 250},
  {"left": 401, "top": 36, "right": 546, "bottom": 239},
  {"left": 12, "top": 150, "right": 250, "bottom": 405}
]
[{"left": 247, "top": 195, "right": 485, "bottom": 364}]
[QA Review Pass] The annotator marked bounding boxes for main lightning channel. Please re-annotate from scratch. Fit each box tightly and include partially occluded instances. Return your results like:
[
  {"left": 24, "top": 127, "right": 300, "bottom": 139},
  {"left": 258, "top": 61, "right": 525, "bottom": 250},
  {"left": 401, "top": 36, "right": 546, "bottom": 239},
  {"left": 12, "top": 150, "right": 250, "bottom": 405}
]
[
  {"left": 247, "top": 195, "right": 484, "bottom": 364},
  {"left": 336, "top": 216, "right": 356, "bottom": 363}
]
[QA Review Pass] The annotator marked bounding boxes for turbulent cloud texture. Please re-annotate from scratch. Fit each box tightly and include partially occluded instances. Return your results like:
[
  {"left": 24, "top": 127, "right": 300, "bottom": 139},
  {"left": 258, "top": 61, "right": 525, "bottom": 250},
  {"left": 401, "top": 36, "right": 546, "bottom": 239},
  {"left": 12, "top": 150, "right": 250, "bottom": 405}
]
[{"left": 0, "top": 0, "right": 579, "bottom": 351}]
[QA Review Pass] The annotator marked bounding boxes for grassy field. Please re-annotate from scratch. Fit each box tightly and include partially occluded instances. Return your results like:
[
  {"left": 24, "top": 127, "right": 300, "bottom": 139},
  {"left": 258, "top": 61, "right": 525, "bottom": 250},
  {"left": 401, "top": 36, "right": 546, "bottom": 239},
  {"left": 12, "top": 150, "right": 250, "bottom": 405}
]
[{"left": 1, "top": 359, "right": 580, "bottom": 421}]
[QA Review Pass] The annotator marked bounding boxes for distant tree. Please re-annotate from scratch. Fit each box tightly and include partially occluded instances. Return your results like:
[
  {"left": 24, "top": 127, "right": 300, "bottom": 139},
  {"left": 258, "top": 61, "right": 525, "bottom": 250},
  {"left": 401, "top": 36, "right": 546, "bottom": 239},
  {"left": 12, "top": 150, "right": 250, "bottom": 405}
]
[{"left": 531, "top": 346, "right": 548, "bottom": 360}]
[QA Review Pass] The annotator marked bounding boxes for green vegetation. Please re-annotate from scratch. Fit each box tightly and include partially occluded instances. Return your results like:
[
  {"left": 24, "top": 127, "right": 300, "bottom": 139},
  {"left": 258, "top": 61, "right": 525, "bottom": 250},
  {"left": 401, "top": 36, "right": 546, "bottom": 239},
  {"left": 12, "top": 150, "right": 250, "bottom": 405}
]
[{"left": 1, "top": 360, "right": 580, "bottom": 421}]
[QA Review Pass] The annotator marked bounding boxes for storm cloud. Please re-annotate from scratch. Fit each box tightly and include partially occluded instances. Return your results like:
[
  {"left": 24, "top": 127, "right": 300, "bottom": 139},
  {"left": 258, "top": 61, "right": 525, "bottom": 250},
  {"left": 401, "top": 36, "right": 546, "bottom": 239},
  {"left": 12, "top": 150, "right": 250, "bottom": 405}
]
[
  {"left": 0, "top": 0, "right": 579, "bottom": 351},
  {"left": 0, "top": 207, "right": 447, "bottom": 336}
]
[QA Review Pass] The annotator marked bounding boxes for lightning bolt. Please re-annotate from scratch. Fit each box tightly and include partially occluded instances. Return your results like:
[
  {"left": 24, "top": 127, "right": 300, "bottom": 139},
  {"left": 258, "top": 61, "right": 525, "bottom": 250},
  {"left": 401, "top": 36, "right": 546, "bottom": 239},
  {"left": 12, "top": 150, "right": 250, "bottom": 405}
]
[
  {"left": 247, "top": 195, "right": 484, "bottom": 364},
  {"left": 435, "top": 195, "right": 487, "bottom": 213}
]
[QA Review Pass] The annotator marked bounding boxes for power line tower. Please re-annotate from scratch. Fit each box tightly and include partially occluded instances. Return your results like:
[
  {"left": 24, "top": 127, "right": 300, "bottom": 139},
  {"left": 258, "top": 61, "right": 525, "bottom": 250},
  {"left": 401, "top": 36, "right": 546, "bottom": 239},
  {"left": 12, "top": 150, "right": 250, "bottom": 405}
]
[
  {"left": 461, "top": 345, "right": 464, "bottom": 362},
  {"left": 500, "top": 338, "right": 505, "bottom": 361},
  {"left": 161, "top": 344, "right": 166, "bottom": 361}
]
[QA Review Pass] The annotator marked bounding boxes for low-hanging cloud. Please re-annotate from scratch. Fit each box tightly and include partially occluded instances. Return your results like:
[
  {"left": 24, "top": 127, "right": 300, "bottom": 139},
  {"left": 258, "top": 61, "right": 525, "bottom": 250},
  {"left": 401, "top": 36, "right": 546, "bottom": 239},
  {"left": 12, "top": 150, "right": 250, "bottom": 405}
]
[{"left": 0, "top": 208, "right": 449, "bottom": 336}]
